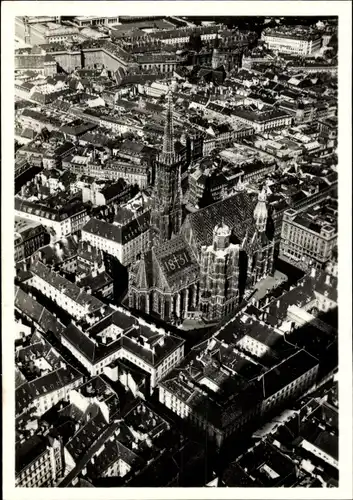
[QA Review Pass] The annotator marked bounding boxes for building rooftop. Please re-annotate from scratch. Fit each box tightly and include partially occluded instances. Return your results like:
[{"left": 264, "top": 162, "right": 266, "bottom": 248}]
[
  {"left": 16, "top": 435, "right": 48, "bottom": 475},
  {"left": 15, "top": 196, "right": 87, "bottom": 223},
  {"left": 30, "top": 261, "right": 105, "bottom": 315},
  {"left": 261, "top": 349, "right": 318, "bottom": 399},
  {"left": 15, "top": 286, "right": 65, "bottom": 338},
  {"left": 183, "top": 191, "right": 257, "bottom": 252},
  {"left": 83, "top": 213, "right": 150, "bottom": 246},
  {"left": 62, "top": 309, "right": 184, "bottom": 367},
  {"left": 236, "top": 440, "right": 297, "bottom": 487}
]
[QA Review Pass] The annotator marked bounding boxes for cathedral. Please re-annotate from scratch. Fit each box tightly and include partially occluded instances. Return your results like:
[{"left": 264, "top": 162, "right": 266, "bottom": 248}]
[
  {"left": 129, "top": 88, "right": 198, "bottom": 322},
  {"left": 128, "top": 89, "right": 275, "bottom": 324}
]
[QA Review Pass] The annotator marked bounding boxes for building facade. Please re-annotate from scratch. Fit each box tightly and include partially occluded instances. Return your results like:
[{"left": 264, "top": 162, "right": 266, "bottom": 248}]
[
  {"left": 16, "top": 435, "right": 64, "bottom": 488},
  {"left": 261, "top": 27, "right": 322, "bottom": 56},
  {"left": 29, "top": 260, "right": 105, "bottom": 321},
  {"left": 15, "top": 218, "right": 50, "bottom": 262},
  {"left": 279, "top": 202, "right": 337, "bottom": 271},
  {"left": 82, "top": 213, "right": 151, "bottom": 268},
  {"left": 199, "top": 222, "right": 240, "bottom": 322},
  {"left": 15, "top": 197, "right": 89, "bottom": 241}
]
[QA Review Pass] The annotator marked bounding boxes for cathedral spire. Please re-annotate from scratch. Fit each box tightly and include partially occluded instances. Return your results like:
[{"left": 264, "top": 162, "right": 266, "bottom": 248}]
[
  {"left": 161, "top": 89, "right": 175, "bottom": 163},
  {"left": 253, "top": 186, "right": 268, "bottom": 233}
]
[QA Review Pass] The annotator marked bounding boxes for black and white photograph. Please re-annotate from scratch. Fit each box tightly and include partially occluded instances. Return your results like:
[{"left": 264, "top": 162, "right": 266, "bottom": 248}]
[{"left": 2, "top": 1, "right": 352, "bottom": 498}]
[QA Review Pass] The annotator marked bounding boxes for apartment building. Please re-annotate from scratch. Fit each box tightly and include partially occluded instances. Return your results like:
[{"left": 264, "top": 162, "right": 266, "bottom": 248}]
[
  {"left": 232, "top": 107, "right": 292, "bottom": 133},
  {"left": 15, "top": 197, "right": 89, "bottom": 240},
  {"left": 158, "top": 321, "right": 319, "bottom": 449},
  {"left": 16, "top": 435, "right": 63, "bottom": 487},
  {"left": 15, "top": 217, "right": 50, "bottom": 262},
  {"left": 82, "top": 213, "right": 151, "bottom": 267},
  {"left": 29, "top": 260, "right": 106, "bottom": 321},
  {"left": 279, "top": 199, "right": 337, "bottom": 270},
  {"left": 61, "top": 309, "right": 185, "bottom": 387}
]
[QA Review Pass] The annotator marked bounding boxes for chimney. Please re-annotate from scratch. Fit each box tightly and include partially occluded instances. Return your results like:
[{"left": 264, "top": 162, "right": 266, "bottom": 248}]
[
  {"left": 325, "top": 274, "right": 330, "bottom": 286},
  {"left": 310, "top": 268, "right": 316, "bottom": 278}
]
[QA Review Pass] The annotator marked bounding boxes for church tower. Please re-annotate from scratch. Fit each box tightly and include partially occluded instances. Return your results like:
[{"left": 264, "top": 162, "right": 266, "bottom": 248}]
[
  {"left": 151, "top": 90, "right": 183, "bottom": 244},
  {"left": 253, "top": 186, "right": 268, "bottom": 233},
  {"left": 199, "top": 221, "right": 240, "bottom": 322},
  {"left": 248, "top": 187, "right": 274, "bottom": 286},
  {"left": 211, "top": 34, "right": 221, "bottom": 69}
]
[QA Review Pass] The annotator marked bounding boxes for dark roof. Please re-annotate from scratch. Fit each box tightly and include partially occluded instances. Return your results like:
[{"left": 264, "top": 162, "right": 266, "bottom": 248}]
[
  {"left": 79, "top": 272, "right": 113, "bottom": 293},
  {"left": 62, "top": 323, "right": 97, "bottom": 363},
  {"left": 29, "top": 366, "right": 82, "bottom": 399},
  {"left": 87, "top": 309, "right": 137, "bottom": 336},
  {"left": 30, "top": 261, "right": 104, "bottom": 313},
  {"left": 262, "top": 349, "right": 318, "bottom": 399},
  {"left": 16, "top": 435, "right": 48, "bottom": 475},
  {"left": 184, "top": 191, "right": 256, "bottom": 251},
  {"left": 83, "top": 212, "right": 150, "bottom": 246},
  {"left": 100, "top": 180, "right": 128, "bottom": 202},
  {"left": 15, "top": 196, "right": 87, "bottom": 222},
  {"left": 87, "top": 435, "right": 143, "bottom": 479},
  {"left": 222, "top": 462, "right": 261, "bottom": 486},
  {"left": 237, "top": 440, "right": 296, "bottom": 486},
  {"left": 60, "top": 121, "right": 97, "bottom": 137},
  {"left": 313, "top": 431, "right": 338, "bottom": 460},
  {"left": 232, "top": 107, "right": 290, "bottom": 123},
  {"left": 15, "top": 286, "right": 65, "bottom": 338},
  {"left": 151, "top": 234, "right": 199, "bottom": 292},
  {"left": 66, "top": 410, "right": 108, "bottom": 462}
]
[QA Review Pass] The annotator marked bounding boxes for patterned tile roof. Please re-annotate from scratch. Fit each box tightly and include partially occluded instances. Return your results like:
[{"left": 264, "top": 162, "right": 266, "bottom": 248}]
[
  {"left": 152, "top": 235, "right": 199, "bottom": 291},
  {"left": 183, "top": 192, "right": 257, "bottom": 252}
]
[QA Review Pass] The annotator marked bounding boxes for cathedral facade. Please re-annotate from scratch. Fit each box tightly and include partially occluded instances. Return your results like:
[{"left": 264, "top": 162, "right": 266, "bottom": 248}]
[
  {"left": 128, "top": 235, "right": 200, "bottom": 323},
  {"left": 199, "top": 222, "right": 240, "bottom": 321}
]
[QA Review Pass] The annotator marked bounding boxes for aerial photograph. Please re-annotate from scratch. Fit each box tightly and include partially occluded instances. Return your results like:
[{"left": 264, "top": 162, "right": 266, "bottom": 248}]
[{"left": 13, "top": 13, "right": 339, "bottom": 488}]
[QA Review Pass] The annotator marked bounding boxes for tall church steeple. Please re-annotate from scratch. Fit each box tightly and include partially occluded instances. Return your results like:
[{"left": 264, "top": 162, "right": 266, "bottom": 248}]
[
  {"left": 253, "top": 186, "right": 268, "bottom": 233},
  {"left": 151, "top": 87, "right": 183, "bottom": 244},
  {"left": 161, "top": 91, "right": 176, "bottom": 163}
]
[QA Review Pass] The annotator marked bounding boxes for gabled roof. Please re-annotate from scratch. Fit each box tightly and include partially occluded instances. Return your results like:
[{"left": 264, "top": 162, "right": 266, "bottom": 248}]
[
  {"left": 83, "top": 212, "right": 150, "bottom": 246},
  {"left": 151, "top": 235, "right": 199, "bottom": 292},
  {"left": 184, "top": 192, "right": 257, "bottom": 252}
]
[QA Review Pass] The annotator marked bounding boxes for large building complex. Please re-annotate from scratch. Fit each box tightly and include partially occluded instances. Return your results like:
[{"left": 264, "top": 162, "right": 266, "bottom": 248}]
[
  {"left": 279, "top": 198, "right": 337, "bottom": 270},
  {"left": 261, "top": 26, "right": 322, "bottom": 55}
]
